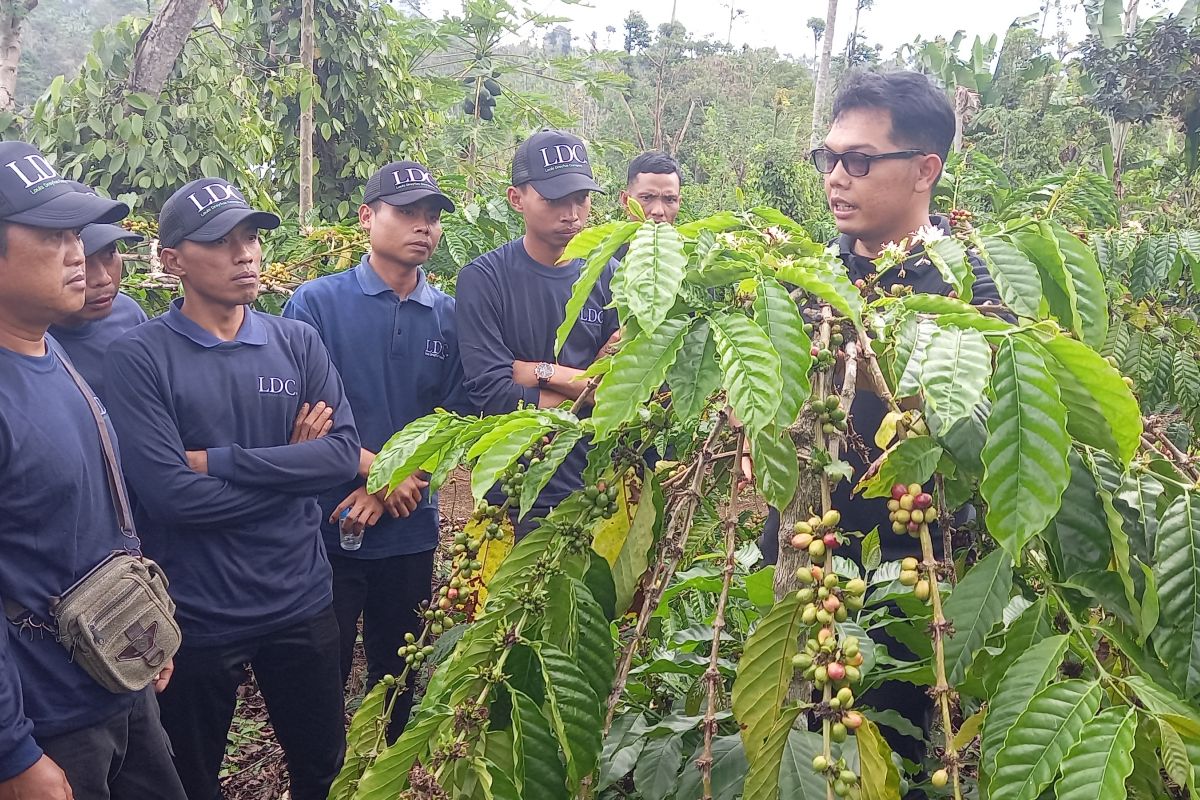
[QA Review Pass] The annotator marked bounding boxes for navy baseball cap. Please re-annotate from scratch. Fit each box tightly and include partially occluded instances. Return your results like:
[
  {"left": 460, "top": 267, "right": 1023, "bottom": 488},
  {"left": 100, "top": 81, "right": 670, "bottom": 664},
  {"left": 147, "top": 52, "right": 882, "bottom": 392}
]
[
  {"left": 363, "top": 161, "right": 455, "bottom": 212},
  {"left": 0, "top": 142, "right": 127, "bottom": 228},
  {"left": 511, "top": 130, "right": 604, "bottom": 199},
  {"left": 158, "top": 178, "right": 280, "bottom": 249},
  {"left": 81, "top": 224, "right": 143, "bottom": 258}
]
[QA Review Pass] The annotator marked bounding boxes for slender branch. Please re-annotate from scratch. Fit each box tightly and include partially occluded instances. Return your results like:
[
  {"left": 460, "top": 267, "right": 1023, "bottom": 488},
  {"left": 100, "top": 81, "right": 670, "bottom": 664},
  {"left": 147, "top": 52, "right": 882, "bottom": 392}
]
[
  {"left": 918, "top": 524, "right": 963, "bottom": 800},
  {"left": 855, "top": 327, "right": 901, "bottom": 415},
  {"left": 604, "top": 413, "right": 729, "bottom": 732},
  {"left": 699, "top": 424, "right": 745, "bottom": 800},
  {"left": 933, "top": 474, "right": 958, "bottom": 586},
  {"left": 570, "top": 375, "right": 603, "bottom": 415}
]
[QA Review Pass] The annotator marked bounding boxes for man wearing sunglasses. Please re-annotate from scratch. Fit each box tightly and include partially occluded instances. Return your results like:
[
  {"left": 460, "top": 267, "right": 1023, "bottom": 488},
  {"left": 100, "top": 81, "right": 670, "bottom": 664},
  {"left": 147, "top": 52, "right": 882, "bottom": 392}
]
[{"left": 764, "top": 70, "right": 1005, "bottom": 776}]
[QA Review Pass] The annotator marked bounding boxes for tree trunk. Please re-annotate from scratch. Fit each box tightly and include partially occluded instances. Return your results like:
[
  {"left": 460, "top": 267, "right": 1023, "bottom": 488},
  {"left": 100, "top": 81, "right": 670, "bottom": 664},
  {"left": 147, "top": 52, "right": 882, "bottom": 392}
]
[
  {"left": 809, "top": 0, "right": 839, "bottom": 148},
  {"left": 298, "top": 0, "right": 314, "bottom": 223},
  {"left": 0, "top": 1, "right": 38, "bottom": 111},
  {"left": 128, "top": 0, "right": 210, "bottom": 97}
]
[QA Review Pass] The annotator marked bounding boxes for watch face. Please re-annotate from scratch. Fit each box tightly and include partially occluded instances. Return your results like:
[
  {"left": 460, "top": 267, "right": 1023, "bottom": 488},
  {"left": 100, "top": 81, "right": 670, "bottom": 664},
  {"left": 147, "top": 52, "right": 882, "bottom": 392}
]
[{"left": 535, "top": 362, "right": 555, "bottom": 380}]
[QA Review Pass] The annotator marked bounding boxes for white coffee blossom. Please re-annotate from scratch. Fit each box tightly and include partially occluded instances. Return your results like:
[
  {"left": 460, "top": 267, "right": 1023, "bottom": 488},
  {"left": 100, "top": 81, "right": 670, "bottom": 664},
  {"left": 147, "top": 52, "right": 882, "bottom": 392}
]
[{"left": 911, "top": 224, "right": 947, "bottom": 246}]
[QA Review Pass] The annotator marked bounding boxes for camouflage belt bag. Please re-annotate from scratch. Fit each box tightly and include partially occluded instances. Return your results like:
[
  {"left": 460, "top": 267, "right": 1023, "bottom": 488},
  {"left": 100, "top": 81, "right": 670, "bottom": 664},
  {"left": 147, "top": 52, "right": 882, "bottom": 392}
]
[{"left": 2, "top": 350, "right": 181, "bottom": 693}]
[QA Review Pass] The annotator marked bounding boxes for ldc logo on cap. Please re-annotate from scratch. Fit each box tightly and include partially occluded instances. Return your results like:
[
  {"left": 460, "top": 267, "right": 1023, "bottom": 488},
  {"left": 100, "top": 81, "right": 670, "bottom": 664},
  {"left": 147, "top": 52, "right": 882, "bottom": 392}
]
[
  {"left": 539, "top": 144, "right": 590, "bottom": 170},
  {"left": 5, "top": 153, "right": 62, "bottom": 194},
  {"left": 185, "top": 181, "right": 244, "bottom": 217}
]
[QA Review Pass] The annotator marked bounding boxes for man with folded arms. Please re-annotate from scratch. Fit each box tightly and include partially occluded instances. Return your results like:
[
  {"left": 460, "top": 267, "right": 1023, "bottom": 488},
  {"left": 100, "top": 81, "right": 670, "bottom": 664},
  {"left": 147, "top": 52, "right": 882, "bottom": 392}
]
[{"left": 105, "top": 177, "right": 360, "bottom": 800}]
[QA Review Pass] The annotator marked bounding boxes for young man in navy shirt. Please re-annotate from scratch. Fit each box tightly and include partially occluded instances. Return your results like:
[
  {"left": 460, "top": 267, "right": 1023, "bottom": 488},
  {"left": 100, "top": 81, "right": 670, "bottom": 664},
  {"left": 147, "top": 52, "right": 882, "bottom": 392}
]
[
  {"left": 0, "top": 142, "right": 185, "bottom": 800},
  {"left": 284, "top": 160, "right": 470, "bottom": 738},
  {"left": 104, "top": 178, "right": 361, "bottom": 800},
  {"left": 456, "top": 130, "right": 618, "bottom": 534},
  {"left": 48, "top": 219, "right": 147, "bottom": 402}
]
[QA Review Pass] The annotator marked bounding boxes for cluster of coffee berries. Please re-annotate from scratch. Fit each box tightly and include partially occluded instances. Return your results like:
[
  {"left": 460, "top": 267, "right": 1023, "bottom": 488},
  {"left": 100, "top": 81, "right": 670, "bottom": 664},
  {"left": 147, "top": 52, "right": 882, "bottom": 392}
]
[
  {"left": 462, "top": 73, "right": 502, "bottom": 121},
  {"left": 791, "top": 509, "right": 843, "bottom": 560},
  {"left": 499, "top": 462, "right": 527, "bottom": 500},
  {"left": 795, "top": 567, "right": 868, "bottom": 629},
  {"left": 399, "top": 632, "right": 435, "bottom": 668},
  {"left": 583, "top": 481, "right": 620, "bottom": 521},
  {"left": 948, "top": 208, "right": 974, "bottom": 231},
  {"left": 812, "top": 755, "right": 860, "bottom": 797},
  {"left": 792, "top": 619, "right": 866, "bottom": 686},
  {"left": 812, "top": 394, "right": 847, "bottom": 436},
  {"left": 887, "top": 483, "right": 937, "bottom": 539},
  {"left": 896, "top": 556, "right": 932, "bottom": 602}
]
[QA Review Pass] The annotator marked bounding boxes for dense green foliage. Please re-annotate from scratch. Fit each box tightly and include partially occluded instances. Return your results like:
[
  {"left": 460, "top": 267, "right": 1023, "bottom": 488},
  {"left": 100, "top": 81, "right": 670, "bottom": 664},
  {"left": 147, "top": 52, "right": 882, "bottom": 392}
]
[{"left": 9, "top": 2, "right": 1200, "bottom": 798}]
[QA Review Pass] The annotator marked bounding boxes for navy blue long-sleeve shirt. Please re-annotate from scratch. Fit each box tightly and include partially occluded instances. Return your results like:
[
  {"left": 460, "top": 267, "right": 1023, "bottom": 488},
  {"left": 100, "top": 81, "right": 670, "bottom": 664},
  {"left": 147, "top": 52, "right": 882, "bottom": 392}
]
[
  {"left": 284, "top": 257, "right": 473, "bottom": 557},
  {"left": 48, "top": 293, "right": 148, "bottom": 403},
  {"left": 0, "top": 339, "right": 138, "bottom": 781},
  {"left": 104, "top": 300, "right": 360, "bottom": 646},
  {"left": 455, "top": 238, "right": 619, "bottom": 511}
]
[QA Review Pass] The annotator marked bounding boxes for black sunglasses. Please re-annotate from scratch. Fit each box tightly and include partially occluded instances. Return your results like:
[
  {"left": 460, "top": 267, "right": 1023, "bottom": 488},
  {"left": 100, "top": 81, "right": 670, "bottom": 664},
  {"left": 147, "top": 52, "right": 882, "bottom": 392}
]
[{"left": 809, "top": 147, "right": 927, "bottom": 177}]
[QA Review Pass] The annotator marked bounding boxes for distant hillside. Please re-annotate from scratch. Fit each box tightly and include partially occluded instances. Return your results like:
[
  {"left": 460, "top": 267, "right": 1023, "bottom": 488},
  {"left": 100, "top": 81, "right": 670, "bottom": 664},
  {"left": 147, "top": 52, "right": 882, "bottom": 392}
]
[{"left": 18, "top": 0, "right": 154, "bottom": 107}]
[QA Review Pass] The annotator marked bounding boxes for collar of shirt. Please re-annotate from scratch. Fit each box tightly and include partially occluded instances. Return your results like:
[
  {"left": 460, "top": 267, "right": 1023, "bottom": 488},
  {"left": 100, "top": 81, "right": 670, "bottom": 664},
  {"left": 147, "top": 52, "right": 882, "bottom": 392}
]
[
  {"left": 355, "top": 255, "right": 436, "bottom": 308},
  {"left": 836, "top": 214, "right": 953, "bottom": 281},
  {"left": 162, "top": 297, "right": 268, "bottom": 348}
]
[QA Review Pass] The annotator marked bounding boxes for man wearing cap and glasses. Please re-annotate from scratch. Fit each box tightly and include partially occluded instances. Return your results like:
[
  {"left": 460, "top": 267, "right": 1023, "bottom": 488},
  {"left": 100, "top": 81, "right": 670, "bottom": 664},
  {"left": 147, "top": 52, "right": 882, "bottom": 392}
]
[
  {"left": 456, "top": 129, "right": 618, "bottom": 535},
  {"left": 0, "top": 143, "right": 186, "bottom": 800},
  {"left": 283, "top": 161, "right": 471, "bottom": 739},
  {"left": 48, "top": 218, "right": 147, "bottom": 403},
  {"left": 103, "top": 178, "right": 361, "bottom": 800}
]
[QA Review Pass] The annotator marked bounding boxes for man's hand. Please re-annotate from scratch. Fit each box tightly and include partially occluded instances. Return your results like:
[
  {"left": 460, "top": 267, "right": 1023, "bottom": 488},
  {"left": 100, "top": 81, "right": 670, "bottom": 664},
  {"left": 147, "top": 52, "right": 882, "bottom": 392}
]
[
  {"left": 377, "top": 474, "right": 429, "bottom": 519},
  {"left": 0, "top": 755, "right": 74, "bottom": 800},
  {"left": 291, "top": 401, "right": 334, "bottom": 443},
  {"left": 185, "top": 450, "right": 208, "bottom": 474},
  {"left": 331, "top": 486, "right": 386, "bottom": 534},
  {"left": 153, "top": 658, "right": 175, "bottom": 694},
  {"left": 596, "top": 329, "right": 621, "bottom": 360},
  {"left": 738, "top": 454, "right": 755, "bottom": 492}
]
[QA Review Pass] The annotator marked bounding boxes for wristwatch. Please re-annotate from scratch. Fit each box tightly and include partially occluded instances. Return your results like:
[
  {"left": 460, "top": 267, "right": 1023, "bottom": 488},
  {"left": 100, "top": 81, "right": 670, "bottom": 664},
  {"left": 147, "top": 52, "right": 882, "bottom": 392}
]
[{"left": 534, "top": 361, "right": 556, "bottom": 388}]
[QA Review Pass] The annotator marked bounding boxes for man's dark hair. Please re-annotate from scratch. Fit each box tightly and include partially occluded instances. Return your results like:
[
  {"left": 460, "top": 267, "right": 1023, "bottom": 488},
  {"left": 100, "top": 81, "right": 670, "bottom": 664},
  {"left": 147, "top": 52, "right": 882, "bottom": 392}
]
[
  {"left": 831, "top": 70, "right": 955, "bottom": 163},
  {"left": 626, "top": 151, "right": 682, "bottom": 186}
]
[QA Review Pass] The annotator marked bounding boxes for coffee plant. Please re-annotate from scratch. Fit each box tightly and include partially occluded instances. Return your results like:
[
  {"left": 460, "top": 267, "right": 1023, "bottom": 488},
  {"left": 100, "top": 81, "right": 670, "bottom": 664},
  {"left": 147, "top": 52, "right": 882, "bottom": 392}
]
[{"left": 326, "top": 196, "right": 1200, "bottom": 800}]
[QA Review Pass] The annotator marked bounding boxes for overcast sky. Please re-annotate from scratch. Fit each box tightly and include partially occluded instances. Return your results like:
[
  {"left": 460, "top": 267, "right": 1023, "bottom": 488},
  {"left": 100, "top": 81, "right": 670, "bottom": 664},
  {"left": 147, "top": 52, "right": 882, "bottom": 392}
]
[{"left": 416, "top": 0, "right": 1185, "bottom": 60}]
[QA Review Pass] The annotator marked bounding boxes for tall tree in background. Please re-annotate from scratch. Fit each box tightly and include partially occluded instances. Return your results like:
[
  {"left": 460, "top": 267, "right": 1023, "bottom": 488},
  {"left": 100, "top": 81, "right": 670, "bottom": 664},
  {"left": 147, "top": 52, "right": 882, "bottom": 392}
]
[
  {"left": 0, "top": 0, "right": 38, "bottom": 109},
  {"left": 128, "top": 0, "right": 210, "bottom": 97},
  {"left": 807, "top": 15, "right": 825, "bottom": 61},
  {"left": 298, "top": 0, "right": 314, "bottom": 221},
  {"left": 845, "top": 0, "right": 872, "bottom": 64},
  {"left": 809, "top": 0, "right": 838, "bottom": 147}
]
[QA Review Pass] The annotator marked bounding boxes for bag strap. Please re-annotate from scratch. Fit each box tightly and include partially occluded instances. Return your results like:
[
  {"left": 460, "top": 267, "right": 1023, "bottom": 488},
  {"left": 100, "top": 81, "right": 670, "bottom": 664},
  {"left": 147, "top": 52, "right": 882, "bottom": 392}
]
[
  {"left": 3, "top": 349, "right": 142, "bottom": 631},
  {"left": 52, "top": 349, "right": 141, "bottom": 555}
]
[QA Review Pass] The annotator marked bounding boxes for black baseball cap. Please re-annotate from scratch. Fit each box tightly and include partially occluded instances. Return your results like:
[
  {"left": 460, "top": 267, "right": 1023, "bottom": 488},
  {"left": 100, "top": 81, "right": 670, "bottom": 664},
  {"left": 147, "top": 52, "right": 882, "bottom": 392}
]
[
  {"left": 363, "top": 160, "right": 455, "bottom": 213},
  {"left": 81, "top": 224, "right": 144, "bottom": 258},
  {"left": 158, "top": 177, "right": 280, "bottom": 249},
  {"left": 0, "top": 142, "right": 127, "bottom": 228},
  {"left": 511, "top": 130, "right": 604, "bottom": 199}
]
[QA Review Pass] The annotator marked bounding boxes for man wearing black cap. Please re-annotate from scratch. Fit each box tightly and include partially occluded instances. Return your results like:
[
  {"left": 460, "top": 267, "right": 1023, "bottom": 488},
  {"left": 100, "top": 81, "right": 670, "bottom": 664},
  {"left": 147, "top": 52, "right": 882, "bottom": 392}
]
[
  {"left": 104, "top": 178, "right": 360, "bottom": 800},
  {"left": 48, "top": 220, "right": 147, "bottom": 402},
  {"left": 283, "top": 161, "right": 471, "bottom": 738},
  {"left": 0, "top": 142, "right": 185, "bottom": 800},
  {"left": 456, "top": 130, "right": 617, "bottom": 533}
]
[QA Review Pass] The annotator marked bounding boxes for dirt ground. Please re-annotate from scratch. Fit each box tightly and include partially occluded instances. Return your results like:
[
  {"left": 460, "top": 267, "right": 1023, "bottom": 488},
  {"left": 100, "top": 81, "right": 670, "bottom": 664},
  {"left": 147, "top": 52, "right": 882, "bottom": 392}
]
[{"left": 220, "top": 468, "right": 474, "bottom": 800}]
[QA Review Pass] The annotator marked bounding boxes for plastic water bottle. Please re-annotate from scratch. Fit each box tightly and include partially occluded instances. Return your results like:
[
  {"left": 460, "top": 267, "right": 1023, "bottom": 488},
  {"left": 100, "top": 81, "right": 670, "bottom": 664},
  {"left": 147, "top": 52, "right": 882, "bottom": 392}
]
[{"left": 339, "top": 507, "right": 363, "bottom": 551}]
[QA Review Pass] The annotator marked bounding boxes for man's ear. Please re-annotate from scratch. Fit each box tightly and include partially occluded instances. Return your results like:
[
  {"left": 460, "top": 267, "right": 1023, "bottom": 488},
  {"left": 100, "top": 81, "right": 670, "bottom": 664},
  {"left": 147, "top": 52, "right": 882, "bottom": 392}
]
[
  {"left": 359, "top": 203, "right": 373, "bottom": 233},
  {"left": 618, "top": 189, "right": 632, "bottom": 215},
  {"left": 915, "top": 153, "right": 943, "bottom": 194},
  {"left": 506, "top": 185, "right": 525, "bottom": 213},
  {"left": 160, "top": 247, "right": 185, "bottom": 279}
]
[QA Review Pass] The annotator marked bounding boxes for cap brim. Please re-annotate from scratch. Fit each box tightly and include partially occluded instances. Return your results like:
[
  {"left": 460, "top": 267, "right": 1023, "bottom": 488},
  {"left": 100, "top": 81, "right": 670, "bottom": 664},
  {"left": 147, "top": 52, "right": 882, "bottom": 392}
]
[
  {"left": 81, "top": 224, "right": 144, "bottom": 258},
  {"left": 5, "top": 191, "right": 129, "bottom": 228},
  {"left": 528, "top": 173, "right": 605, "bottom": 200},
  {"left": 183, "top": 208, "right": 281, "bottom": 244},
  {"left": 379, "top": 188, "right": 456, "bottom": 213}
]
